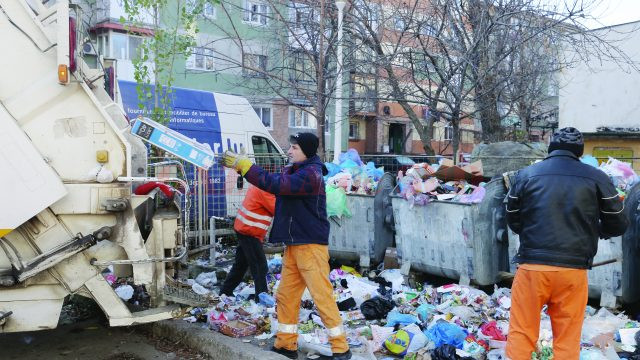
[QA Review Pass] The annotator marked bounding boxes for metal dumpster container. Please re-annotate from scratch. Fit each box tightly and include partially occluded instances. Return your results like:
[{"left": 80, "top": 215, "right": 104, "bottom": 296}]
[
  {"left": 328, "top": 173, "right": 395, "bottom": 268},
  {"left": 392, "top": 178, "right": 510, "bottom": 286},
  {"left": 507, "top": 181, "right": 640, "bottom": 307}
]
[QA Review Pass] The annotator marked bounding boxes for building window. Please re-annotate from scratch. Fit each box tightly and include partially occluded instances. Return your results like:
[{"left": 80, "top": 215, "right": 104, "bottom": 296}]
[
  {"left": 253, "top": 106, "right": 272, "bottom": 129},
  {"left": 243, "top": 53, "right": 267, "bottom": 77},
  {"left": 203, "top": 2, "right": 216, "bottom": 18},
  {"left": 186, "top": 0, "right": 216, "bottom": 18},
  {"left": 349, "top": 122, "right": 359, "bottom": 140},
  {"left": 108, "top": 32, "right": 145, "bottom": 60},
  {"left": 289, "top": 107, "right": 316, "bottom": 128},
  {"left": 186, "top": 47, "right": 215, "bottom": 71},
  {"left": 243, "top": 1, "right": 269, "bottom": 25},
  {"left": 444, "top": 124, "right": 453, "bottom": 141}
]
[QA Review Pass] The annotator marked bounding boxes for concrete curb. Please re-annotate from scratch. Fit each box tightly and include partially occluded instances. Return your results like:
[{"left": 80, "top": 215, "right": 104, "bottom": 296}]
[{"left": 152, "top": 320, "right": 289, "bottom": 360}]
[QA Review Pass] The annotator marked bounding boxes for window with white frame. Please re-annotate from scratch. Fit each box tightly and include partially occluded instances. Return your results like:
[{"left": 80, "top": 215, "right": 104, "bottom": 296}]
[
  {"left": 108, "top": 32, "right": 145, "bottom": 60},
  {"left": 444, "top": 124, "right": 453, "bottom": 141},
  {"left": 349, "top": 122, "right": 359, "bottom": 140},
  {"left": 243, "top": 1, "right": 269, "bottom": 25},
  {"left": 243, "top": 53, "right": 267, "bottom": 77},
  {"left": 186, "top": 47, "right": 215, "bottom": 71},
  {"left": 253, "top": 106, "right": 272, "bottom": 129},
  {"left": 288, "top": 107, "right": 316, "bottom": 128}
]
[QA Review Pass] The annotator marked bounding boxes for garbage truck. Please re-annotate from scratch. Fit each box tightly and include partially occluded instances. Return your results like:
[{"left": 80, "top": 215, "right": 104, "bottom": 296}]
[{"left": 0, "top": 0, "right": 185, "bottom": 332}]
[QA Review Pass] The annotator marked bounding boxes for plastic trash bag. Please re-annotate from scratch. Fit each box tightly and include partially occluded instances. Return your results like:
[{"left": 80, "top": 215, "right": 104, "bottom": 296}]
[
  {"left": 379, "top": 269, "right": 404, "bottom": 292},
  {"left": 326, "top": 186, "right": 352, "bottom": 218},
  {"left": 325, "top": 162, "right": 342, "bottom": 179},
  {"left": 386, "top": 311, "right": 419, "bottom": 327},
  {"left": 404, "top": 323, "right": 428, "bottom": 354},
  {"left": 258, "top": 292, "right": 275, "bottom": 307},
  {"left": 416, "top": 303, "right": 436, "bottom": 322},
  {"left": 430, "top": 344, "right": 459, "bottom": 360},
  {"left": 360, "top": 296, "right": 396, "bottom": 320},
  {"left": 339, "top": 149, "right": 364, "bottom": 166},
  {"left": 115, "top": 285, "right": 134, "bottom": 300},
  {"left": 599, "top": 157, "right": 639, "bottom": 191},
  {"left": 365, "top": 162, "right": 384, "bottom": 181},
  {"left": 425, "top": 321, "right": 468, "bottom": 349},
  {"left": 456, "top": 185, "right": 486, "bottom": 204},
  {"left": 582, "top": 307, "right": 629, "bottom": 342},
  {"left": 384, "top": 329, "right": 414, "bottom": 356},
  {"left": 195, "top": 271, "right": 217, "bottom": 289}
]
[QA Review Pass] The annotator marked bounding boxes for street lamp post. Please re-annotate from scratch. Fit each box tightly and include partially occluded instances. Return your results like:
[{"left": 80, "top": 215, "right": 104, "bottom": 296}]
[{"left": 333, "top": 0, "right": 346, "bottom": 163}]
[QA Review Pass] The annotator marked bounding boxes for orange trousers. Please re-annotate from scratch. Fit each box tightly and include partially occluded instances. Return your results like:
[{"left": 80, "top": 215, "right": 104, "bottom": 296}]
[
  {"left": 274, "top": 244, "right": 349, "bottom": 353},
  {"left": 506, "top": 266, "right": 588, "bottom": 360}
]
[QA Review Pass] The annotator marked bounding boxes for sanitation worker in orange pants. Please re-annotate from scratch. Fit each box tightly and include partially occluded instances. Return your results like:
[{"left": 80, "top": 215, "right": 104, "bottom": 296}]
[
  {"left": 505, "top": 127, "right": 628, "bottom": 360},
  {"left": 221, "top": 132, "right": 351, "bottom": 360}
]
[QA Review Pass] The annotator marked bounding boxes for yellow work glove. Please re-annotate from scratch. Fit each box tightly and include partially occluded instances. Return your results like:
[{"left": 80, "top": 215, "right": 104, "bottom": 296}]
[{"left": 220, "top": 150, "right": 252, "bottom": 176}]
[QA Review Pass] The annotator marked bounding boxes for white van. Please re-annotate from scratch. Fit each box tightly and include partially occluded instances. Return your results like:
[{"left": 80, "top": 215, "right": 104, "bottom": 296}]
[{"left": 117, "top": 80, "right": 286, "bottom": 218}]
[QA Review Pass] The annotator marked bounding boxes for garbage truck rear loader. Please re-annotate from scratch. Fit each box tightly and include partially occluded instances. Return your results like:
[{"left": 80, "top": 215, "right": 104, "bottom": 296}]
[{"left": 0, "top": 1, "right": 183, "bottom": 332}]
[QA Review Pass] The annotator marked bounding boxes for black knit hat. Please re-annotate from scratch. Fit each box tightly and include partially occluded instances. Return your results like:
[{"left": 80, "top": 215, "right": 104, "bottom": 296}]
[
  {"left": 548, "top": 127, "right": 584, "bottom": 157},
  {"left": 289, "top": 132, "right": 319, "bottom": 159}
]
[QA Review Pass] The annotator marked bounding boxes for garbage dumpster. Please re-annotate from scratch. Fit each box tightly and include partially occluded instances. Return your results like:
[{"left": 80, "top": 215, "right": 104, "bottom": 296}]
[
  {"left": 328, "top": 173, "right": 395, "bottom": 268},
  {"left": 392, "top": 178, "right": 509, "bottom": 286},
  {"left": 507, "top": 181, "right": 640, "bottom": 307}
]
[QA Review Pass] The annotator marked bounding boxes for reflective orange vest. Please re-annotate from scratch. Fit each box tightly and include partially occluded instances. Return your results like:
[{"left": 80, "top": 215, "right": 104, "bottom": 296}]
[{"left": 234, "top": 185, "right": 276, "bottom": 242}]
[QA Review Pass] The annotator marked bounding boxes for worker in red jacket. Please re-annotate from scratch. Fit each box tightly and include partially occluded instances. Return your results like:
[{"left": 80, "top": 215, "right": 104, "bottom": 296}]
[{"left": 220, "top": 184, "right": 275, "bottom": 299}]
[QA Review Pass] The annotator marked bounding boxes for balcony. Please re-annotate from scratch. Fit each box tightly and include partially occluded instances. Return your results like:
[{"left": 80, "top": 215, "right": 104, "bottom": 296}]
[{"left": 93, "top": 0, "right": 154, "bottom": 28}]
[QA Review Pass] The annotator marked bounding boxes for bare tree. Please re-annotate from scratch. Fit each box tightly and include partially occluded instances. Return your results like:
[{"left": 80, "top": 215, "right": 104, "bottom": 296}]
[
  {"left": 349, "top": 0, "right": 635, "bottom": 158},
  {"left": 188, "top": 0, "right": 352, "bottom": 155}
]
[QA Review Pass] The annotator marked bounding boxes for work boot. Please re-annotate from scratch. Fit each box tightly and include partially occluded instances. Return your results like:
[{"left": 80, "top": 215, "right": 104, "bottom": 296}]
[
  {"left": 271, "top": 346, "right": 298, "bottom": 359},
  {"left": 331, "top": 349, "right": 352, "bottom": 360}
]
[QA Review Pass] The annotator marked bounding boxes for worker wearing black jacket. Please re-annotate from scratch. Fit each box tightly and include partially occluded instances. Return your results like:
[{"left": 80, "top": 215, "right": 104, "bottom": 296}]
[{"left": 505, "top": 127, "right": 628, "bottom": 360}]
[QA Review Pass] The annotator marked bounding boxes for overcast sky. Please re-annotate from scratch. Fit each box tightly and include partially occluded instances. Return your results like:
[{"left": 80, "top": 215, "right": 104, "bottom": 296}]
[{"left": 579, "top": 0, "right": 640, "bottom": 29}]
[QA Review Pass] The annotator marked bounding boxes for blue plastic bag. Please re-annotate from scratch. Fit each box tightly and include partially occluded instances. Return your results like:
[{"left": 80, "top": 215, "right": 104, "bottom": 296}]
[
  {"left": 416, "top": 303, "right": 436, "bottom": 322},
  {"left": 258, "top": 292, "right": 275, "bottom": 307},
  {"left": 425, "top": 321, "right": 467, "bottom": 349},
  {"left": 324, "top": 162, "right": 342, "bottom": 179},
  {"left": 339, "top": 149, "right": 364, "bottom": 166},
  {"left": 385, "top": 311, "right": 419, "bottom": 327},
  {"left": 365, "top": 162, "right": 384, "bottom": 181}
]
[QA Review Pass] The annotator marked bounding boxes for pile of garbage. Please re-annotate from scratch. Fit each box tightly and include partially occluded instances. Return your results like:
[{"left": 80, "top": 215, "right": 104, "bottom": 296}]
[
  {"left": 582, "top": 155, "right": 640, "bottom": 199},
  {"left": 102, "top": 266, "right": 151, "bottom": 308},
  {"left": 325, "top": 149, "right": 385, "bottom": 196},
  {"left": 175, "top": 255, "right": 640, "bottom": 360},
  {"left": 324, "top": 149, "right": 385, "bottom": 218},
  {"left": 397, "top": 160, "right": 487, "bottom": 207}
]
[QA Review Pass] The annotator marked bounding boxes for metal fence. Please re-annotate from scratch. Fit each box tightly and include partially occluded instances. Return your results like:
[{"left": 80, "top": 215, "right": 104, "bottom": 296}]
[{"left": 147, "top": 154, "right": 288, "bottom": 253}]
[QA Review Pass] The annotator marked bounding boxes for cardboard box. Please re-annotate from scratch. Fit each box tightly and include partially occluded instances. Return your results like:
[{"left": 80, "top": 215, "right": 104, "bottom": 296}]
[{"left": 384, "top": 247, "right": 399, "bottom": 269}]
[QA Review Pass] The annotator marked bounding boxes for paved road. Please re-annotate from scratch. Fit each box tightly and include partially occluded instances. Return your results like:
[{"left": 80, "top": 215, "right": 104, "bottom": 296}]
[{"left": 0, "top": 318, "right": 209, "bottom": 360}]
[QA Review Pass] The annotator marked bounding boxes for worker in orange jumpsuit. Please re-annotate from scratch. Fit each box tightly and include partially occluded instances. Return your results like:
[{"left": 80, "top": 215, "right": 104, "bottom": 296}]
[
  {"left": 220, "top": 184, "right": 275, "bottom": 299},
  {"left": 221, "top": 132, "right": 351, "bottom": 360},
  {"left": 505, "top": 127, "right": 628, "bottom": 359}
]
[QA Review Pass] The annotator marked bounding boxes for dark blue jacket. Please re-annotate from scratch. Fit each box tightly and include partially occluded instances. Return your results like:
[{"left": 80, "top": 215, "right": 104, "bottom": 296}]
[
  {"left": 506, "top": 150, "right": 628, "bottom": 268},
  {"left": 244, "top": 155, "right": 330, "bottom": 245}
]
